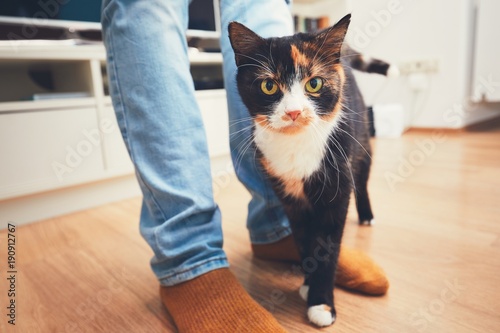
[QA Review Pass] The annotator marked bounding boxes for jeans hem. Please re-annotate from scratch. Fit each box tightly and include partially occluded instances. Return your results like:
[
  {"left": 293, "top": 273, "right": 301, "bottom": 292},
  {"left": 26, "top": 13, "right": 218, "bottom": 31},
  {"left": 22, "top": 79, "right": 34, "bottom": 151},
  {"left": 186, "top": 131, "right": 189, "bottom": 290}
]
[
  {"left": 249, "top": 226, "right": 293, "bottom": 245},
  {"left": 158, "top": 257, "right": 229, "bottom": 287}
]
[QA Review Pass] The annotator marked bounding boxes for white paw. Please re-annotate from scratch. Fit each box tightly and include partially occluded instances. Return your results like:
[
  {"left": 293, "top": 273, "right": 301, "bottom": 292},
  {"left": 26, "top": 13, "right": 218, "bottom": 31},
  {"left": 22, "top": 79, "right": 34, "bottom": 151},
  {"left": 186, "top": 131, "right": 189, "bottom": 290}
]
[
  {"left": 307, "top": 305, "right": 335, "bottom": 327},
  {"left": 360, "top": 218, "right": 375, "bottom": 226},
  {"left": 299, "top": 285, "right": 309, "bottom": 301},
  {"left": 387, "top": 65, "right": 400, "bottom": 78}
]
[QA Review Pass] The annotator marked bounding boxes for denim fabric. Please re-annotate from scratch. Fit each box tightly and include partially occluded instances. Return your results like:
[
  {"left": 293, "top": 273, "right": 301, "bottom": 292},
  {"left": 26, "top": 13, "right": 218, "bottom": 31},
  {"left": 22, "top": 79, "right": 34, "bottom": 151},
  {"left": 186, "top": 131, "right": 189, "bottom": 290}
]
[
  {"left": 219, "top": 0, "right": 294, "bottom": 244},
  {"left": 102, "top": 0, "right": 293, "bottom": 286}
]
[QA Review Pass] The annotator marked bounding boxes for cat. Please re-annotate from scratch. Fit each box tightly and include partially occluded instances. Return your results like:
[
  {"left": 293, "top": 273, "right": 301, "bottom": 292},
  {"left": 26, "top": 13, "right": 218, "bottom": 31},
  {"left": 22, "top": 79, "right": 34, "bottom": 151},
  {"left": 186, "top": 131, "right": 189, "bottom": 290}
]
[{"left": 228, "top": 14, "right": 388, "bottom": 327}]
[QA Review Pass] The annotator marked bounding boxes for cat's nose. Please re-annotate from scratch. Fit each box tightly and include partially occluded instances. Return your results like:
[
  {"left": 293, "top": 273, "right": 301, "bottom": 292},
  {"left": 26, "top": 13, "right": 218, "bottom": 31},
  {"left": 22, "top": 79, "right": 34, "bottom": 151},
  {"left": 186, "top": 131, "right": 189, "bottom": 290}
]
[{"left": 286, "top": 110, "right": 301, "bottom": 121}]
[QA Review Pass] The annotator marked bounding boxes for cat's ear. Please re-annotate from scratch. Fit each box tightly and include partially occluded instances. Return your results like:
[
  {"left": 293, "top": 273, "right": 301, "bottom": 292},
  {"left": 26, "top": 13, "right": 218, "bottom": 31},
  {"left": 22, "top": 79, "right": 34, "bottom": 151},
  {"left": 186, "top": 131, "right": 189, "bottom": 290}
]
[
  {"left": 228, "top": 22, "right": 266, "bottom": 66},
  {"left": 314, "top": 14, "right": 351, "bottom": 60}
]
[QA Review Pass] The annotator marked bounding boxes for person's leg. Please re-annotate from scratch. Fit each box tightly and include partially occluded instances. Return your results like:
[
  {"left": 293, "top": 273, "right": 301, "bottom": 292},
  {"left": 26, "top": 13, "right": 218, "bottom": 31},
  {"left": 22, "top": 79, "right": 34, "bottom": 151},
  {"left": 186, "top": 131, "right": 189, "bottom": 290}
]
[
  {"left": 220, "top": 0, "right": 294, "bottom": 245},
  {"left": 220, "top": 0, "right": 389, "bottom": 296},
  {"left": 102, "top": 0, "right": 226, "bottom": 287},
  {"left": 101, "top": 0, "right": 286, "bottom": 331}
]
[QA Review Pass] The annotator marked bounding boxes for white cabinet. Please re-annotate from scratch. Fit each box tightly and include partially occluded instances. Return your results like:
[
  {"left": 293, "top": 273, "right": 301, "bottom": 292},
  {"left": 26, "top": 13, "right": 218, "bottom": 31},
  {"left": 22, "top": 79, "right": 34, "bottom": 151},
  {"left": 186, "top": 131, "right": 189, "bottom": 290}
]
[
  {"left": 0, "top": 108, "right": 103, "bottom": 199},
  {"left": 0, "top": 43, "right": 229, "bottom": 225}
]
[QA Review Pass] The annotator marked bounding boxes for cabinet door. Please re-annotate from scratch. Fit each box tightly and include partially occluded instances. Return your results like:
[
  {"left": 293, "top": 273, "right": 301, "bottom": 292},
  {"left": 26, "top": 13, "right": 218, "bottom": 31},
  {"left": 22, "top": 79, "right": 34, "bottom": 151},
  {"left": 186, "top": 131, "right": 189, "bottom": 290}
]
[
  {"left": 101, "top": 106, "right": 134, "bottom": 172},
  {"left": 0, "top": 108, "right": 104, "bottom": 199}
]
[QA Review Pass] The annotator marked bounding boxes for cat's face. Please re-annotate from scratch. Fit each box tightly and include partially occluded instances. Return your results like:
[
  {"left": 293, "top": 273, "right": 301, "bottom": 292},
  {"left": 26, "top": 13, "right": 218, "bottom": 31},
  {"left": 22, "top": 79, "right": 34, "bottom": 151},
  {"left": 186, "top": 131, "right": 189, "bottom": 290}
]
[{"left": 229, "top": 15, "right": 351, "bottom": 135}]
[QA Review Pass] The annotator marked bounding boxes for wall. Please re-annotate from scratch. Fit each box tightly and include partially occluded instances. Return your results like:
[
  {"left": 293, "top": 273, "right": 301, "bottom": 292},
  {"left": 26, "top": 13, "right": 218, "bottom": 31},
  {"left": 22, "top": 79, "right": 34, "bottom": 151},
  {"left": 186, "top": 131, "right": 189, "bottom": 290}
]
[{"left": 296, "top": 0, "right": 500, "bottom": 129}]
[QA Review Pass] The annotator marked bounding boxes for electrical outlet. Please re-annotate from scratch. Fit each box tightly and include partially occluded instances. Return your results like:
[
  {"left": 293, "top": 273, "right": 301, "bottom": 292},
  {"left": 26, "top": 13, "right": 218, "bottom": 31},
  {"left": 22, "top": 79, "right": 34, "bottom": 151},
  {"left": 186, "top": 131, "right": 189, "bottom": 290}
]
[{"left": 398, "top": 59, "right": 439, "bottom": 75}]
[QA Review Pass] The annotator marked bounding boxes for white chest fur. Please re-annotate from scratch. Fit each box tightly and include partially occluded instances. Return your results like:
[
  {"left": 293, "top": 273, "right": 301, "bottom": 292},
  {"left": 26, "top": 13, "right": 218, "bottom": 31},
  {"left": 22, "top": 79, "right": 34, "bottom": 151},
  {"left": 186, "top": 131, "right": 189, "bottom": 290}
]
[{"left": 254, "top": 119, "right": 338, "bottom": 180}]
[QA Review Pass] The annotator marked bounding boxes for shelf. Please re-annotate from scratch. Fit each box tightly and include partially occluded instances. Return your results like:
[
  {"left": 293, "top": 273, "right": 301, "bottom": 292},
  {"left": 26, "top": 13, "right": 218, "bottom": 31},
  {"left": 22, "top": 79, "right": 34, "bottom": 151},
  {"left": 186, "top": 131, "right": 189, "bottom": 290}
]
[
  {"left": 189, "top": 50, "right": 223, "bottom": 65},
  {"left": 102, "top": 89, "right": 226, "bottom": 107},
  {"left": 0, "top": 42, "right": 106, "bottom": 61},
  {"left": 0, "top": 42, "right": 221, "bottom": 64},
  {"left": 0, "top": 97, "right": 97, "bottom": 113}
]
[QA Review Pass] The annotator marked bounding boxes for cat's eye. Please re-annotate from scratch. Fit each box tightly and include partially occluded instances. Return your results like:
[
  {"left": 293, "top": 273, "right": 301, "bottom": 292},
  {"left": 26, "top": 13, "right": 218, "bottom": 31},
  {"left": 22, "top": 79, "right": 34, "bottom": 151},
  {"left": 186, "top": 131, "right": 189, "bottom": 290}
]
[
  {"left": 261, "top": 79, "right": 279, "bottom": 95},
  {"left": 305, "top": 77, "right": 323, "bottom": 93}
]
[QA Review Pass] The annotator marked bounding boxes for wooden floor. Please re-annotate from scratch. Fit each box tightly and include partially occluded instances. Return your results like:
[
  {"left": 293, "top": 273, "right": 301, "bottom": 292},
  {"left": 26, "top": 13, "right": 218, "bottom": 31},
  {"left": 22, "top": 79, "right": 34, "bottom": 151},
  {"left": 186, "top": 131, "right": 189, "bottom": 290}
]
[{"left": 1, "top": 127, "right": 500, "bottom": 333}]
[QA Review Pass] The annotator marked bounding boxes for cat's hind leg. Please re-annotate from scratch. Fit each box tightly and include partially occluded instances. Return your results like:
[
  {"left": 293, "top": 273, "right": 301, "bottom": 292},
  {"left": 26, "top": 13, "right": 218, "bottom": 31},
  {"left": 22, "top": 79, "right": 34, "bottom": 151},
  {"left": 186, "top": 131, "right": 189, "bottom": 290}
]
[{"left": 354, "top": 153, "right": 375, "bottom": 225}]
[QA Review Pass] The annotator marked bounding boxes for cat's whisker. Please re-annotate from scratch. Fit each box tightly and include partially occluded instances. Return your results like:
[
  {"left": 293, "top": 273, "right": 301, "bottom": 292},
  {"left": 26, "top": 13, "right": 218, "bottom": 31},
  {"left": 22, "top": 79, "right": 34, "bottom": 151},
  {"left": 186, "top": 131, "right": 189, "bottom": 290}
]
[
  {"left": 328, "top": 136, "right": 357, "bottom": 202},
  {"left": 311, "top": 30, "right": 332, "bottom": 66},
  {"left": 322, "top": 136, "right": 342, "bottom": 202},
  {"left": 252, "top": 143, "right": 260, "bottom": 176},
  {"left": 324, "top": 140, "right": 344, "bottom": 203},
  {"left": 232, "top": 136, "right": 253, "bottom": 162},
  {"left": 251, "top": 76, "right": 262, "bottom": 88},
  {"left": 232, "top": 130, "right": 255, "bottom": 158},
  {"left": 229, "top": 115, "right": 254, "bottom": 122},
  {"left": 237, "top": 63, "right": 272, "bottom": 74},
  {"left": 230, "top": 132, "right": 252, "bottom": 142},
  {"left": 233, "top": 119, "right": 278, "bottom": 173},
  {"left": 318, "top": 53, "right": 367, "bottom": 66},
  {"left": 230, "top": 130, "right": 254, "bottom": 146},
  {"left": 256, "top": 52, "right": 276, "bottom": 72},
  {"left": 229, "top": 124, "right": 255, "bottom": 138},
  {"left": 235, "top": 121, "right": 280, "bottom": 173},
  {"left": 338, "top": 102, "right": 362, "bottom": 115},
  {"left": 320, "top": 53, "right": 363, "bottom": 64},
  {"left": 268, "top": 41, "right": 276, "bottom": 71},
  {"left": 316, "top": 121, "right": 343, "bottom": 203},
  {"left": 309, "top": 122, "right": 332, "bottom": 203},
  {"left": 235, "top": 52, "right": 275, "bottom": 77},
  {"left": 233, "top": 136, "right": 256, "bottom": 173},
  {"left": 337, "top": 128, "right": 372, "bottom": 159},
  {"left": 229, "top": 119, "right": 253, "bottom": 134},
  {"left": 234, "top": 52, "right": 269, "bottom": 67},
  {"left": 229, "top": 119, "right": 256, "bottom": 141},
  {"left": 313, "top": 53, "right": 368, "bottom": 74},
  {"left": 317, "top": 113, "right": 368, "bottom": 125}
]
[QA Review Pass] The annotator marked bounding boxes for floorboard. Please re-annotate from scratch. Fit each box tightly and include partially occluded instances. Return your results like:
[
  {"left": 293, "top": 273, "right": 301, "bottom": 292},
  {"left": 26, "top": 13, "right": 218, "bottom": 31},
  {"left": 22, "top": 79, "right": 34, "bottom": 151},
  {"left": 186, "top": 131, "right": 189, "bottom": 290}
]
[{"left": 1, "top": 127, "right": 499, "bottom": 333}]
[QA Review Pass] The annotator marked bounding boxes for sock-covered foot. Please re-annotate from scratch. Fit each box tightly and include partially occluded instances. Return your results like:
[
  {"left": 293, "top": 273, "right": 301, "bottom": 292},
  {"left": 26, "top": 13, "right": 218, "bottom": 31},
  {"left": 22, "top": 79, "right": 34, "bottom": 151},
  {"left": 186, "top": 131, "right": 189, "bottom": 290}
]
[
  {"left": 335, "top": 246, "right": 389, "bottom": 295},
  {"left": 160, "top": 268, "right": 288, "bottom": 333},
  {"left": 252, "top": 236, "right": 389, "bottom": 295}
]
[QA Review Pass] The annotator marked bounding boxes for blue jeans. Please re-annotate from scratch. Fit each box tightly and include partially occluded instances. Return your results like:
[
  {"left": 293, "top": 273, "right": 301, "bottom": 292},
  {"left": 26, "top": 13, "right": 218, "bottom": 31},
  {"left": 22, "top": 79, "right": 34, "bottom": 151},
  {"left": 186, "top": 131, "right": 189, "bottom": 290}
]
[{"left": 102, "top": 0, "right": 293, "bottom": 286}]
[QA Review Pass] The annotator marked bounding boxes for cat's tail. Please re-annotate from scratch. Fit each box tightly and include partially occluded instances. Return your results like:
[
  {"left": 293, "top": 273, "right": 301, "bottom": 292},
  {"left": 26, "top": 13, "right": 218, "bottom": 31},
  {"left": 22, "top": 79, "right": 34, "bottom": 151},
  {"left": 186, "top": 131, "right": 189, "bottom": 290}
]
[{"left": 341, "top": 44, "right": 399, "bottom": 77}]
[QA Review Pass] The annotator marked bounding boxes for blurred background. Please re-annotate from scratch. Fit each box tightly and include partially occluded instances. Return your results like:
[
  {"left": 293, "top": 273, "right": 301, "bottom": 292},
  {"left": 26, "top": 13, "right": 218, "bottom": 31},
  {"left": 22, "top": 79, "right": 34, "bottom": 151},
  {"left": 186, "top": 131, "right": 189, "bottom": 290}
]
[{"left": 0, "top": 1, "right": 498, "bottom": 332}]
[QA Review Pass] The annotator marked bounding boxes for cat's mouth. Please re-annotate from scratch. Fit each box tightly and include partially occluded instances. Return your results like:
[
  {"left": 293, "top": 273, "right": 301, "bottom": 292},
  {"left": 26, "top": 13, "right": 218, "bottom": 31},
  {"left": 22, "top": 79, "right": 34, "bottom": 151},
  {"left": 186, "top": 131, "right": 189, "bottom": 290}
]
[
  {"left": 262, "top": 114, "right": 312, "bottom": 135},
  {"left": 255, "top": 110, "right": 315, "bottom": 134}
]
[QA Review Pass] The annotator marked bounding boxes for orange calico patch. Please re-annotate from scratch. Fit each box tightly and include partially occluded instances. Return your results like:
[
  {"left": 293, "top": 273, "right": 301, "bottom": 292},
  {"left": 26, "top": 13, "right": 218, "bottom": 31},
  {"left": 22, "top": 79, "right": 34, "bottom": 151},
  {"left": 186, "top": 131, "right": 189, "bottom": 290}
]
[
  {"left": 254, "top": 114, "right": 268, "bottom": 126},
  {"left": 260, "top": 157, "right": 307, "bottom": 201},
  {"left": 291, "top": 44, "right": 309, "bottom": 70},
  {"left": 281, "top": 178, "right": 306, "bottom": 200},
  {"left": 332, "top": 63, "right": 346, "bottom": 85}
]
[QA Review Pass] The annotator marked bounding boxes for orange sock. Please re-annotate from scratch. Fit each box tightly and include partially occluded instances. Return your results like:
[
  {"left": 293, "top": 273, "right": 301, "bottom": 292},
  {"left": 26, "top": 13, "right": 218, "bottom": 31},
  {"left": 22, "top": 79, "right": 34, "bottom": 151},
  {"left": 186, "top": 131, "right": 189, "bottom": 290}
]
[
  {"left": 160, "top": 268, "right": 287, "bottom": 333},
  {"left": 252, "top": 236, "right": 389, "bottom": 295}
]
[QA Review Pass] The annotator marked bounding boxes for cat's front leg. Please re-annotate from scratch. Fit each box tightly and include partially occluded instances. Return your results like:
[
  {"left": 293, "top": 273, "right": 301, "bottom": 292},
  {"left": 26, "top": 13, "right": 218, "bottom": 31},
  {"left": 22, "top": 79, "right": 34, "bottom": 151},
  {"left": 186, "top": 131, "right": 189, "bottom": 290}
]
[{"left": 300, "top": 199, "right": 349, "bottom": 327}]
